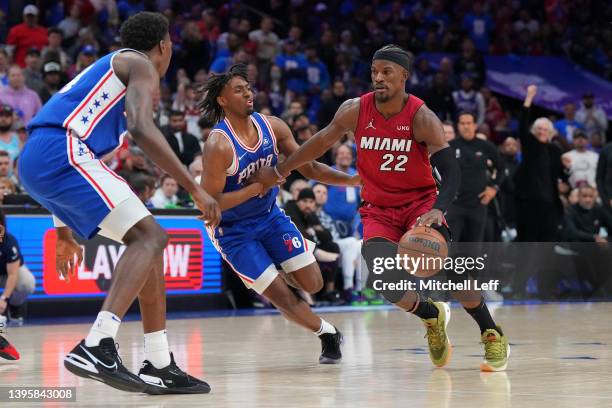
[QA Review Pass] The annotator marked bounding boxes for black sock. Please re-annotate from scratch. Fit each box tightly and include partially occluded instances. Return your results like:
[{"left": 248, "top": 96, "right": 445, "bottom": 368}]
[
  {"left": 464, "top": 298, "right": 501, "bottom": 335},
  {"left": 411, "top": 298, "right": 439, "bottom": 319}
]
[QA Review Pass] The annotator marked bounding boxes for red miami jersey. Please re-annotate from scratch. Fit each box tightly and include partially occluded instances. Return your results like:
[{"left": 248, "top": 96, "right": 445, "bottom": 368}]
[{"left": 354, "top": 92, "right": 437, "bottom": 207}]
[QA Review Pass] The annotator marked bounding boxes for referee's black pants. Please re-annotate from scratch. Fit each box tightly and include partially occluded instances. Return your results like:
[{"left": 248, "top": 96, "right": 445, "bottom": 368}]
[{"left": 446, "top": 203, "right": 487, "bottom": 243}]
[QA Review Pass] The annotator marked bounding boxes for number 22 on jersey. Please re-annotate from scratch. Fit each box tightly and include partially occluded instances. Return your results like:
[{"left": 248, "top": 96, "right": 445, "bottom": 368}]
[{"left": 380, "top": 153, "right": 408, "bottom": 172}]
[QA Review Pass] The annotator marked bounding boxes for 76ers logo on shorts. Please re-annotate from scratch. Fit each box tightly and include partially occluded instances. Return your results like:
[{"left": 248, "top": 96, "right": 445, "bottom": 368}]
[{"left": 283, "top": 233, "right": 302, "bottom": 253}]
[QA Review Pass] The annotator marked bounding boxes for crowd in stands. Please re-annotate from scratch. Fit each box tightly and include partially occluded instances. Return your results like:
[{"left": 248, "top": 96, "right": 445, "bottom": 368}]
[{"left": 0, "top": 1, "right": 611, "bottom": 304}]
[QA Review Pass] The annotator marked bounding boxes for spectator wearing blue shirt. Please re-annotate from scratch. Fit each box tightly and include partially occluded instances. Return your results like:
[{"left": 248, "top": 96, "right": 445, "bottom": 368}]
[
  {"left": 0, "top": 211, "right": 35, "bottom": 325},
  {"left": 209, "top": 48, "right": 249, "bottom": 74},
  {"left": 554, "top": 103, "right": 584, "bottom": 143},
  {"left": 0, "top": 49, "right": 9, "bottom": 87},
  {"left": 0, "top": 106, "right": 20, "bottom": 162},
  {"left": 304, "top": 45, "right": 330, "bottom": 94},
  {"left": 304, "top": 44, "right": 330, "bottom": 114},
  {"left": 462, "top": 2, "right": 495, "bottom": 53},
  {"left": 275, "top": 39, "right": 308, "bottom": 94},
  {"left": 209, "top": 55, "right": 230, "bottom": 74},
  {"left": 324, "top": 144, "right": 360, "bottom": 238},
  {"left": 339, "top": 0, "right": 355, "bottom": 16},
  {"left": 117, "top": 0, "right": 145, "bottom": 20}
]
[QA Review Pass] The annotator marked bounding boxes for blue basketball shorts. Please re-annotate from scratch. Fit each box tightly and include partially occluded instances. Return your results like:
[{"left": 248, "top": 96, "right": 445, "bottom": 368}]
[
  {"left": 206, "top": 205, "right": 316, "bottom": 294},
  {"left": 19, "top": 127, "right": 150, "bottom": 241}
]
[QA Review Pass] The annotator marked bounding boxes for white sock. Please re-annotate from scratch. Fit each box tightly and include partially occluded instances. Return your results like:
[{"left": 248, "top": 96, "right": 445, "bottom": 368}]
[
  {"left": 314, "top": 319, "right": 337, "bottom": 336},
  {"left": 144, "top": 329, "right": 171, "bottom": 369},
  {"left": 85, "top": 311, "right": 121, "bottom": 347}
]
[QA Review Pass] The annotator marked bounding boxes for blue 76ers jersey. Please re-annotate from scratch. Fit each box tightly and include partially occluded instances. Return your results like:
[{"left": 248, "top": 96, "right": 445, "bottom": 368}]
[
  {"left": 213, "top": 112, "right": 279, "bottom": 223},
  {"left": 28, "top": 48, "right": 144, "bottom": 157}
]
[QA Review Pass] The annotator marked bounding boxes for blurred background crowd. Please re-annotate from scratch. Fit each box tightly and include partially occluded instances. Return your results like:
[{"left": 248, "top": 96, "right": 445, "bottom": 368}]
[{"left": 0, "top": 0, "right": 611, "bottom": 313}]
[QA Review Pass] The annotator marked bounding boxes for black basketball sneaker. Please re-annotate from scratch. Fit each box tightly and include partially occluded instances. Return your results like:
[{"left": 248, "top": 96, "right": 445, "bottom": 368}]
[
  {"left": 139, "top": 352, "right": 211, "bottom": 394},
  {"left": 64, "top": 338, "right": 147, "bottom": 393},
  {"left": 319, "top": 329, "right": 343, "bottom": 364}
]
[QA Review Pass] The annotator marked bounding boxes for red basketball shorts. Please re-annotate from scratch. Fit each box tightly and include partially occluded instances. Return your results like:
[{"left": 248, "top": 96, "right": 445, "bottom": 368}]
[{"left": 359, "top": 188, "right": 445, "bottom": 243}]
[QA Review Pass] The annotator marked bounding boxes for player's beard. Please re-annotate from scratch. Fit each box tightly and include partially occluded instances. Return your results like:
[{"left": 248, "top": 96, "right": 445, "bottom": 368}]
[
  {"left": 246, "top": 106, "right": 254, "bottom": 115},
  {"left": 374, "top": 92, "right": 390, "bottom": 103},
  {"left": 374, "top": 89, "right": 391, "bottom": 103},
  {"left": 374, "top": 86, "right": 393, "bottom": 103}
]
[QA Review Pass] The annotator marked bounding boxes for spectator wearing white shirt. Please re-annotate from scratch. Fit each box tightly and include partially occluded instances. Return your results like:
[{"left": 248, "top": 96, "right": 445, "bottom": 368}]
[
  {"left": 151, "top": 174, "right": 179, "bottom": 209},
  {"left": 57, "top": 3, "right": 81, "bottom": 43},
  {"left": 562, "top": 131, "right": 599, "bottom": 188},
  {"left": 249, "top": 17, "right": 279, "bottom": 62},
  {"left": 172, "top": 82, "right": 200, "bottom": 136},
  {"left": 514, "top": 9, "right": 540, "bottom": 34}
]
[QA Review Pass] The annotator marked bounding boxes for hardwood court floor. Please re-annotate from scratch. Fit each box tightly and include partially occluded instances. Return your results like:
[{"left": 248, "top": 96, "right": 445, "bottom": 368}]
[{"left": 1, "top": 302, "right": 611, "bottom": 407}]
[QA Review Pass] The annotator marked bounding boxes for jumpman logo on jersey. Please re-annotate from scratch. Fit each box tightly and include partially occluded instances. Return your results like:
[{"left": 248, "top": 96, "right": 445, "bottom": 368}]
[{"left": 365, "top": 119, "right": 376, "bottom": 130}]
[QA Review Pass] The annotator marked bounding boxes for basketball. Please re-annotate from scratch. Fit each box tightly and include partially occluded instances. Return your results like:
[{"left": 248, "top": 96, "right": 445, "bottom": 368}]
[{"left": 398, "top": 225, "right": 448, "bottom": 278}]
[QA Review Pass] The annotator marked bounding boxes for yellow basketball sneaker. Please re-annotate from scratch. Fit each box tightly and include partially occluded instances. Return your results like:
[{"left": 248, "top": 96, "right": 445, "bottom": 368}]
[
  {"left": 480, "top": 327, "right": 510, "bottom": 372},
  {"left": 421, "top": 300, "right": 452, "bottom": 368}
]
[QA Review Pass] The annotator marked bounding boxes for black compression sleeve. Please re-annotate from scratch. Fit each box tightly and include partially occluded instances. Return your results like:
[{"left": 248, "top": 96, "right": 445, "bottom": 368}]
[{"left": 430, "top": 146, "right": 460, "bottom": 213}]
